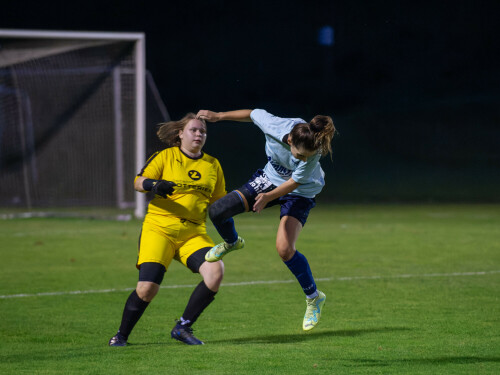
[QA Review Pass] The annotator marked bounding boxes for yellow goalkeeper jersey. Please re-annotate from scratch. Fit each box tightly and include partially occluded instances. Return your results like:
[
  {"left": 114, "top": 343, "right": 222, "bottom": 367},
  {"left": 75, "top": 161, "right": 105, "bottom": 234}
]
[{"left": 137, "top": 147, "right": 227, "bottom": 225}]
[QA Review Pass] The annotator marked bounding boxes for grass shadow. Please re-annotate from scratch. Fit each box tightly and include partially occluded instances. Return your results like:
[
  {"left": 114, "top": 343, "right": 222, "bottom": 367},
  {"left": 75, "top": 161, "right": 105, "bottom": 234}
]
[{"left": 209, "top": 326, "right": 411, "bottom": 345}]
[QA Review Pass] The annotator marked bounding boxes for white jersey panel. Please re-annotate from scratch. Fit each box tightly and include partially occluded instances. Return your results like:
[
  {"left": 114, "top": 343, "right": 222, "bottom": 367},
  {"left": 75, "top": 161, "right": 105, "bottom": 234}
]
[{"left": 250, "top": 109, "right": 325, "bottom": 198}]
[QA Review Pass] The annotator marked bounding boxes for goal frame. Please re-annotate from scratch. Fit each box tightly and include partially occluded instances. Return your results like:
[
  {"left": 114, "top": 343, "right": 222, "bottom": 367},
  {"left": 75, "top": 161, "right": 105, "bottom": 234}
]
[{"left": 0, "top": 29, "right": 147, "bottom": 218}]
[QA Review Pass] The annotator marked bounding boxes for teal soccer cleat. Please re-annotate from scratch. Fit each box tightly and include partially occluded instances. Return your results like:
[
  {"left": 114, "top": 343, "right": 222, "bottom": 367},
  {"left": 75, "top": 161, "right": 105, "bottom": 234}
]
[
  {"left": 204, "top": 236, "right": 245, "bottom": 262},
  {"left": 303, "top": 290, "right": 326, "bottom": 331}
]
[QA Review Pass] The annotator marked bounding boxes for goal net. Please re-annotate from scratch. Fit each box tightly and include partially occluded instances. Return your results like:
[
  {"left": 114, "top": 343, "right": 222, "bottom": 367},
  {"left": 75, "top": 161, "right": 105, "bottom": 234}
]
[{"left": 0, "top": 30, "right": 154, "bottom": 219}]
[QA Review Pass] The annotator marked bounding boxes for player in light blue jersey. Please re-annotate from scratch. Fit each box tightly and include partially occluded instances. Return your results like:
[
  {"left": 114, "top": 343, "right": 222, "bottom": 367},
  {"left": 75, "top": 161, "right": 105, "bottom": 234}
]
[{"left": 196, "top": 108, "right": 336, "bottom": 331}]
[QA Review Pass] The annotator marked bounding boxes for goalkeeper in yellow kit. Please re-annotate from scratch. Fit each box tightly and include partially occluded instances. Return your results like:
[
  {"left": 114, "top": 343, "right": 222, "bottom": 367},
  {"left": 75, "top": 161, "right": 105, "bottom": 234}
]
[{"left": 109, "top": 113, "right": 237, "bottom": 346}]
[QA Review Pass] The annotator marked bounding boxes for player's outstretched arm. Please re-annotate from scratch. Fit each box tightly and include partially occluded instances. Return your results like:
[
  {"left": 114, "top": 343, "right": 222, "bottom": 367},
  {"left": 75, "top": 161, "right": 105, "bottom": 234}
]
[{"left": 196, "top": 109, "right": 253, "bottom": 122}]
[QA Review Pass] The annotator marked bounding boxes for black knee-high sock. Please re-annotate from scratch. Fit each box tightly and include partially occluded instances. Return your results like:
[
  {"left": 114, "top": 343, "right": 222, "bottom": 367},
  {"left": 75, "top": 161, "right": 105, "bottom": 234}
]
[
  {"left": 180, "top": 281, "right": 217, "bottom": 327},
  {"left": 118, "top": 290, "right": 150, "bottom": 339}
]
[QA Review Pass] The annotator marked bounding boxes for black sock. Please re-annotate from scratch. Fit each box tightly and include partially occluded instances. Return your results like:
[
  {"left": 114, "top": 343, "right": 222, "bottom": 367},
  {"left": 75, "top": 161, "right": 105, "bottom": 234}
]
[
  {"left": 117, "top": 290, "right": 150, "bottom": 339},
  {"left": 180, "top": 281, "right": 217, "bottom": 327}
]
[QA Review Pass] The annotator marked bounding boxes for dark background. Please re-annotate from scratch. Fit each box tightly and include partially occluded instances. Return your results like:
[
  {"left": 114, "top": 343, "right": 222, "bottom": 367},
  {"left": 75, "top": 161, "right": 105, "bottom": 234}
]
[{"left": 2, "top": 0, "right": 499, "bottom": 202}]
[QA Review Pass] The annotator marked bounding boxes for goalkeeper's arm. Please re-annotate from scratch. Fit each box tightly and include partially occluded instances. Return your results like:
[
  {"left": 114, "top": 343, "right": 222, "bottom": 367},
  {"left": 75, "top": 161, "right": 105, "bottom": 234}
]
[{"left": 135, "top": 176, "right": 176, "bottom": 198}]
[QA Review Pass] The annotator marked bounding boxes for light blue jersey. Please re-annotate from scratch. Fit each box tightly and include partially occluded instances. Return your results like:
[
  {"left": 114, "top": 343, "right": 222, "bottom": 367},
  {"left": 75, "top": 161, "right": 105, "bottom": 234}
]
[{"left": 250, "top": 109, "right": 326, "bottom": 198}]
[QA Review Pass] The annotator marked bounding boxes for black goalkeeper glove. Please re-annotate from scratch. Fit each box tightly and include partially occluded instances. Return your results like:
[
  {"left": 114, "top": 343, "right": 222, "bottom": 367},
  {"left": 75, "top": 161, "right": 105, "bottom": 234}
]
[{"left": 143, "top": 179, "right": 176, "bottom": 198}]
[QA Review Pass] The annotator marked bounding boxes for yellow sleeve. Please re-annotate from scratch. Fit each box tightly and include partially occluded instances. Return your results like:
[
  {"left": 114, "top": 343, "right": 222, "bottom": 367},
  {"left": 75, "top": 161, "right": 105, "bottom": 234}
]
[
  {"left": 137, "top": 151, "right": 164, "bottom": 180},
  {"left": 209, "top": 159, "right": 227, "bottom": 204}
]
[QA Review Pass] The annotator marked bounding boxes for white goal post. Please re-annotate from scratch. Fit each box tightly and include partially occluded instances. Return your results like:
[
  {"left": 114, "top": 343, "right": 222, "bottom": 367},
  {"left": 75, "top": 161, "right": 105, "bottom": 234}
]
[{"left": 0, "top": 29, "right": 147, "bottom": 219}]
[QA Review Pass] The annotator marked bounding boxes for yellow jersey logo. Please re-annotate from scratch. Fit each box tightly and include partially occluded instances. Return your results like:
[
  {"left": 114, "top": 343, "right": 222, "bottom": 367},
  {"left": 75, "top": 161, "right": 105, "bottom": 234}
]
[{"left": 188, "top": 170, "right": 201, "bottom": 180}]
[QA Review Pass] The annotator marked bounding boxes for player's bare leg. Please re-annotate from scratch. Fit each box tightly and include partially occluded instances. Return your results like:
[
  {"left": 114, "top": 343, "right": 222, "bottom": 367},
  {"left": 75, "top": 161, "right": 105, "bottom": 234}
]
[
  {"left": 171, "top": 258, "right": 224, "bottom": 345},
  {"left": 277, "top": 216, "right": 326, "bottom": 331}
]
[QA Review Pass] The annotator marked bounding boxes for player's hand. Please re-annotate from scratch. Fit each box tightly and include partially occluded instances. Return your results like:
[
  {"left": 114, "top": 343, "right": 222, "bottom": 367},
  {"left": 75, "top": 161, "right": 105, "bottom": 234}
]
[
  {"left": 196, "top": 110, "right": 220, "bottom": 122},
  {"left": 253, "top": 193, "right": 271, "bottom": 213},
  {"left": 151, "top": 180, "right": 176, "bottom": 198}
]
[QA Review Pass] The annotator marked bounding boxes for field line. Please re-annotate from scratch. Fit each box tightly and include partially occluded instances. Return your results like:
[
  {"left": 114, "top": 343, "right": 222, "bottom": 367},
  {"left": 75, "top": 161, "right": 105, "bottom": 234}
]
[{"left": 1, "top": 270, "right": 499, "bottom": 299}]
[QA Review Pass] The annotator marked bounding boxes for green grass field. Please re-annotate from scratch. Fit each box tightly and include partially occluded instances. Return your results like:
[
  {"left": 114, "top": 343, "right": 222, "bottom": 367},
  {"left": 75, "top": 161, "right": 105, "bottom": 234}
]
[{"left": 1, "top": 204, "right": 499, "bottom": 374}]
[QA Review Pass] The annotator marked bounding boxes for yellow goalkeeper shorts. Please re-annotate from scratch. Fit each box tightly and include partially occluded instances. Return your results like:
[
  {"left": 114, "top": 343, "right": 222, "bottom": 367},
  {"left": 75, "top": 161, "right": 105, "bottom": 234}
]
[{"left": 137, "top": 214, "right": 215, "bottom": 269}]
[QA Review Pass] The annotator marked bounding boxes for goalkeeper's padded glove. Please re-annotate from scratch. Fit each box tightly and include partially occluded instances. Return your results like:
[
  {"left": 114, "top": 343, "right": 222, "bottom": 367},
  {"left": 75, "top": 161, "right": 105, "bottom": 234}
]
[{"left": 143, "top": 179, "right": 176, "bottom": 198}]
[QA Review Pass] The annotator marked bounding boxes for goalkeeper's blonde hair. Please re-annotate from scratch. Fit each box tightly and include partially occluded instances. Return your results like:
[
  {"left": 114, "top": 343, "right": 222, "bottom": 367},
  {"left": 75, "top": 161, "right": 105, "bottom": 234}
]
[{"left": 157, "top": 113, "right": 207, "bottom": 147}]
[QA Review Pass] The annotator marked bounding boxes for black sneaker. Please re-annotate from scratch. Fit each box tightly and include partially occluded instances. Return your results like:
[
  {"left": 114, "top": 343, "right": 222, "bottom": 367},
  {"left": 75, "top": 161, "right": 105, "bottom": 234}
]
[
  {"left": 171, "top": 321, "right": 204, "bottom": 345},
  {"left": 108, "top": 333, "right": 127, "bottom": 346}
]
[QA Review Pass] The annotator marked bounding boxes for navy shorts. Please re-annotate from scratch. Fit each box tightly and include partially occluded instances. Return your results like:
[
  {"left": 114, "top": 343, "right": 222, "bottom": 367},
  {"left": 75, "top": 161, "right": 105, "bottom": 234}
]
[{"left": 237, "top": 169, "right": 316, "bottom": 226}]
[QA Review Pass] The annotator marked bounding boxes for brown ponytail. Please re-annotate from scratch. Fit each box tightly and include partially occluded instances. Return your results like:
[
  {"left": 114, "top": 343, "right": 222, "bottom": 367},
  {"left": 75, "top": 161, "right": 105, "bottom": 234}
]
[
  {"left": 156, "top": 113, "right": 206, "bottom": 146},
  {"left": 290, "top": 115, "right": 336, "bottom": 158}
]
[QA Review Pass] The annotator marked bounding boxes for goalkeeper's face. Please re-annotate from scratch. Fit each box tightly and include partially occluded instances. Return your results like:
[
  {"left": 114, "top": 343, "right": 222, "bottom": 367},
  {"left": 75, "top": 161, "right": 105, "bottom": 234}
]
[{"left": 179, "top": 119, "right": 207, "bottom": 153}]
